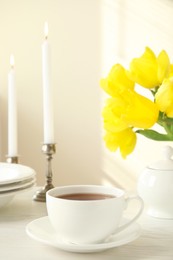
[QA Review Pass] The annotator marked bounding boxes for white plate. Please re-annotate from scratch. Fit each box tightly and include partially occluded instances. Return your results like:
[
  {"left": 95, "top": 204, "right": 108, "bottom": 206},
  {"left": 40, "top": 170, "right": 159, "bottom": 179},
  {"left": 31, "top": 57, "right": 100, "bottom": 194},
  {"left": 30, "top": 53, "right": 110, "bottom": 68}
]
[
  {"left": 0, "top": 177, "right": 36, "bottom": 192},
  {"left": 0, "top": 181, "right": 36, "bottom": 195},
  {"left": 0, "top": 176, "right": 35, "bottom": 188},
  {"left": 26, "top": 216, "right": 141, "bottom": 253},
  {"left": 0, "top": 182, "right": 36, "bottom": 209},
  {"left": 0, "top": 163, "right": 36, "bottom": 185}
]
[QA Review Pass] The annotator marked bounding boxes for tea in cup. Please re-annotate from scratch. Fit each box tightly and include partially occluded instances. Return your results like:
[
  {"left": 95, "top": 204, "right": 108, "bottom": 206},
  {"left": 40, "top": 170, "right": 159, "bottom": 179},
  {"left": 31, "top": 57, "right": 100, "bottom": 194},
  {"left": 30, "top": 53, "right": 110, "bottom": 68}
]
[{"left": 46, "top": 185, "right": 143, "bottom": 244}]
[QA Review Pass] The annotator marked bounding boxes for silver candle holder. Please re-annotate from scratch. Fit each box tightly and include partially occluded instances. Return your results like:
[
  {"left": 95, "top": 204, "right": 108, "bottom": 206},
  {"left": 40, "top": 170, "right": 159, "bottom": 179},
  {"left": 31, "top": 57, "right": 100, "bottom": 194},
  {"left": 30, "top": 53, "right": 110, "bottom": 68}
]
[
  {"left": 33, "top": 143, "right": 56, "bottom": 202},
  {"left": 6, "top": 156, "right": 19, "bottom": 164}
]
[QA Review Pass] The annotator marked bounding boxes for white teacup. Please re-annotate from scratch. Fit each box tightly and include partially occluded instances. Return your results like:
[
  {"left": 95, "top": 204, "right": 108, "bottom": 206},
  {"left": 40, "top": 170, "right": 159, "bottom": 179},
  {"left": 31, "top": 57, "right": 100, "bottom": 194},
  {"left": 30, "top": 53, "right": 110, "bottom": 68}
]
[{"left": 46, "top": 185, "right": 143, "bottom": 244}]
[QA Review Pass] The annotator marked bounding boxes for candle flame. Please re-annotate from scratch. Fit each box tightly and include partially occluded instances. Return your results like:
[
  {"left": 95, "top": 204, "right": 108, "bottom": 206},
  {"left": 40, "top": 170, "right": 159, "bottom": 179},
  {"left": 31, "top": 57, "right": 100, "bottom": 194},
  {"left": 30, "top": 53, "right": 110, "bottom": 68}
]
[
  {"left": 44, "top": 21, "right": 48, "bottom": 39},
  {"left": 10, "top": 55, "right": 15, "bottom": 68}
]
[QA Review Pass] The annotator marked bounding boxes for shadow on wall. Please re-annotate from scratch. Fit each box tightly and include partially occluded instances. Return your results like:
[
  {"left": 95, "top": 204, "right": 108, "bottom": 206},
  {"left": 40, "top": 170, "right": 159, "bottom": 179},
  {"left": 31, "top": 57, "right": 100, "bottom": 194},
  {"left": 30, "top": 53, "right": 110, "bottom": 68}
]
[{"left": 101, "top": 150, "right": 137, "bottom": 191}]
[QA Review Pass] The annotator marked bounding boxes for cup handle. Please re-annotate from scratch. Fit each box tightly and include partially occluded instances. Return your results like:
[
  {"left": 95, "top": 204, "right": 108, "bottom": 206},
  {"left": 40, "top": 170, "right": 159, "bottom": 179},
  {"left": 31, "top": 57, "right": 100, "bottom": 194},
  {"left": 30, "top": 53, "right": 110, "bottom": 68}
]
[{"left": 113, "top": 195, "right": 144, "bottom": 235}]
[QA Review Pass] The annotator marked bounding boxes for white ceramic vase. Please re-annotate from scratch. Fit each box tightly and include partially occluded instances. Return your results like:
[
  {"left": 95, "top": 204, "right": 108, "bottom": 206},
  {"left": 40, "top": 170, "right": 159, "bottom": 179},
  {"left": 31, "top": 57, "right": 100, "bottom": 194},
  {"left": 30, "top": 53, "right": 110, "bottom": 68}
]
[{"left": 137, "top": 146, "right": 173, "bottom": 219}]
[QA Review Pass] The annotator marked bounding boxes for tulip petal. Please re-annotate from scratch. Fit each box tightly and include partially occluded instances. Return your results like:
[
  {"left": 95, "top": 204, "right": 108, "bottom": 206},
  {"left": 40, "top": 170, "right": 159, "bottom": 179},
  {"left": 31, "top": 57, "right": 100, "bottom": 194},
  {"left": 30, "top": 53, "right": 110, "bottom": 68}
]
[
  {"left": 122, "top": 90, "right": 159, "bottom": 128},
  {"left": 155, "top": 77, "right": 173, "bottom": 117},
  {"left": 104, "top": 128, "right": 137, "bottom": 158},
  {"left": 129, "top": 47, "right": 159, "bottom": 88},
  {"left": 157, "top": 50, "right": 170, "bottom": 83},
  {"left": 102, "top": 98, "right": 128, "bottom": 132},
  {"left": 100, "top": 64, "right": 134, "bottom": 97}
]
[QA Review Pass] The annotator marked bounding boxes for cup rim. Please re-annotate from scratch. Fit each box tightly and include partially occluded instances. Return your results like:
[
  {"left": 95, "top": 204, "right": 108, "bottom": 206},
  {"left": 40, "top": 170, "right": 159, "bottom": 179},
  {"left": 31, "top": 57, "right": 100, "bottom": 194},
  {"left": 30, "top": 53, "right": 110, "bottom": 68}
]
[{"left": 46, "top": 185, "right": 124, "bottom": 200}]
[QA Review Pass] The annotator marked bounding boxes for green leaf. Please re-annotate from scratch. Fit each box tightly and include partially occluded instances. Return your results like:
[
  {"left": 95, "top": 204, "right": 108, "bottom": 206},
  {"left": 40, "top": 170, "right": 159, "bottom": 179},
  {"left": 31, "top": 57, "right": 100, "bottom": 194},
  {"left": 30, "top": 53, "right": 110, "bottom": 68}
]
[{"left": 136, "top": 129, "right": 173, "bottom": 141}]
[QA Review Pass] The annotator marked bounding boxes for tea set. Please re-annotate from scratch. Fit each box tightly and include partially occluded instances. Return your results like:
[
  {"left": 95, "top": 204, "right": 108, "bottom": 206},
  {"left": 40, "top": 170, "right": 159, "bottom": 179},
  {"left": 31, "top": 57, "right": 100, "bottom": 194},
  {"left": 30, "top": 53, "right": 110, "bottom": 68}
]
[
  {"left": 26, "top": 146, "right": 173, "bottom": 253},
  {"left": 2, "top": 146, "right": 173, "bottom": 253},
  {"left": 26, "top": 184, "right": 143, "bottom": 253}
]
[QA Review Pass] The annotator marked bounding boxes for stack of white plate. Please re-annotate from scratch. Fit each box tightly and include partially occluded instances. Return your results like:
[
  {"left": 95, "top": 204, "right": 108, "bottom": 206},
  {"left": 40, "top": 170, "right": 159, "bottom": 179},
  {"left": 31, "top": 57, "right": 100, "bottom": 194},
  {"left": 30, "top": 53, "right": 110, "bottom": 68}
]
[{"left": 0, "top": 163, "right": 36, "bottom": 208}]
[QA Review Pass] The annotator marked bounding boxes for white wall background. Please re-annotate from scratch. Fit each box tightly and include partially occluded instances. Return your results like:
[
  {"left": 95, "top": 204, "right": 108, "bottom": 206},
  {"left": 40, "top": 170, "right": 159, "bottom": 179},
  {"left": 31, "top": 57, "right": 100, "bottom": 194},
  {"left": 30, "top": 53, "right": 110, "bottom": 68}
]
[
  {"left": 101, "top": 0, "right": 173, "bottom": 190},
  {"left": 0, "top": 0, "right": 173, "bottom": 189},
  {"left": 0, "top": 0, "right": 103, "bottom": 186}
]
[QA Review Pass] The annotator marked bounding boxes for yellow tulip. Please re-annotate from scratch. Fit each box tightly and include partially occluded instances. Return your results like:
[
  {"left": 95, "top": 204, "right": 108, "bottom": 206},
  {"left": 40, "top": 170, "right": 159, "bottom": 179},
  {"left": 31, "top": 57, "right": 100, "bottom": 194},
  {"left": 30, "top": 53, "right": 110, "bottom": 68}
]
[
  {"left": 100, "top": 64, "right": 134, "bottom": 97},
  {"left": 100, "top": 47, "right": 173, "bottom": 158},
  {"left": 130, "top": 47, "right": 170, "bottom": 88},
  {"left": 102, "top": 90, "right": 159, "bottom": 131},
  {"left": 104, "top": 128, "right": 137, "bottom": 158},
  {"left": 122, "top": 90, "right": 159, "bottom": 128},
  {"left": 102, "top": 98, "right": 128, "bottom": 133},
  {"left": 155, "top": 77, "right": 173, "bottom": 117}
]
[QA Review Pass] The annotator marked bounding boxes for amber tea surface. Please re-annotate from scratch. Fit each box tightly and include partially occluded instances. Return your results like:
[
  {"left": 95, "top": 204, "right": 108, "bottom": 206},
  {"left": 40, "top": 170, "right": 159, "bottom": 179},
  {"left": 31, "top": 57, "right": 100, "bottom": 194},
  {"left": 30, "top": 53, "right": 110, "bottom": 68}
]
[{"left": 56, "top": 193, "right": 116, "bottom": 200}]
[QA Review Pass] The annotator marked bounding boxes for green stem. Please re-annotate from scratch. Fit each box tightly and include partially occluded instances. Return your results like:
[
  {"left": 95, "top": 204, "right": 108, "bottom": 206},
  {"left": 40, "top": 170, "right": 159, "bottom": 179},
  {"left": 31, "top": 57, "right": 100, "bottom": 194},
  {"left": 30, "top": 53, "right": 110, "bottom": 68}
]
[{"left": 136, "top": 129, "right": 173, "bottom": 141}]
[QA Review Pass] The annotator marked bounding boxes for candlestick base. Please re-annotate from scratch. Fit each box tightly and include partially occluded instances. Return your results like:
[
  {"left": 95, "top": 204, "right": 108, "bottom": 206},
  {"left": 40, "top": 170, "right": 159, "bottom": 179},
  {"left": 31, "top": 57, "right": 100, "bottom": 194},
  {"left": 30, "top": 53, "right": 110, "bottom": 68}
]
[
  {"left": 33, "top": 184, "right": 54, "bottom": 202},
  {"left": 33, "top": 143, "right": 56, "bottom": 202},
  {"left": 6, "top": 156, "right": 19, "bottom": 164}
]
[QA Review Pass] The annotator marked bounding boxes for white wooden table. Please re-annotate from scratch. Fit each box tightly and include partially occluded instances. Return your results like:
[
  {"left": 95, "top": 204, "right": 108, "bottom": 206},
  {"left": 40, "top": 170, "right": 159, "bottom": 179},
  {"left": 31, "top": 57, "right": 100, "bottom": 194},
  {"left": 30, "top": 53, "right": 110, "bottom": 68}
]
[{"left": 0, "top": 187, "right": 173, "bottom": 260}]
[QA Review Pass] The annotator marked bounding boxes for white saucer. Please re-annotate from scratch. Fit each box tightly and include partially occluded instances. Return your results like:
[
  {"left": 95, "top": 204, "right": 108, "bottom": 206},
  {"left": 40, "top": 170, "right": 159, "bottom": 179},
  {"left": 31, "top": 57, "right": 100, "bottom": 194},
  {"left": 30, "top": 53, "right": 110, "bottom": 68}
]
[{"left": 26, "top": 216, "right": 141, "bottom": 253}]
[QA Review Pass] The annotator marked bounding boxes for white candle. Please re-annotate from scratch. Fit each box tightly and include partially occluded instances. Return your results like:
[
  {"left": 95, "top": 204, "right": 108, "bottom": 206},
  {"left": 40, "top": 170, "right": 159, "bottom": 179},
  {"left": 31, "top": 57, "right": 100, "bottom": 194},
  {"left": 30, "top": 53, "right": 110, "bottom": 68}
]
[
  {"left": 8, "top": 55, "right": 18, "bottom": 156},
  {"left": 42, "top": 22, "right": 54, "bottom": 144}
]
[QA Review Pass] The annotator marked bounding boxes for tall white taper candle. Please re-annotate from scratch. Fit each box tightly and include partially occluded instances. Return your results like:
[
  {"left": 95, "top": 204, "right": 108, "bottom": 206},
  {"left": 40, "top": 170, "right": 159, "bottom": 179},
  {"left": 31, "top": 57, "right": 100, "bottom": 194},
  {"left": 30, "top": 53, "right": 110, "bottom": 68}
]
[
  {"left": 8, "top": 55, "right": 18, "bottom": 156},
  {"left": 42, "top": 22, "right": 54, "bottom": 144}
]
